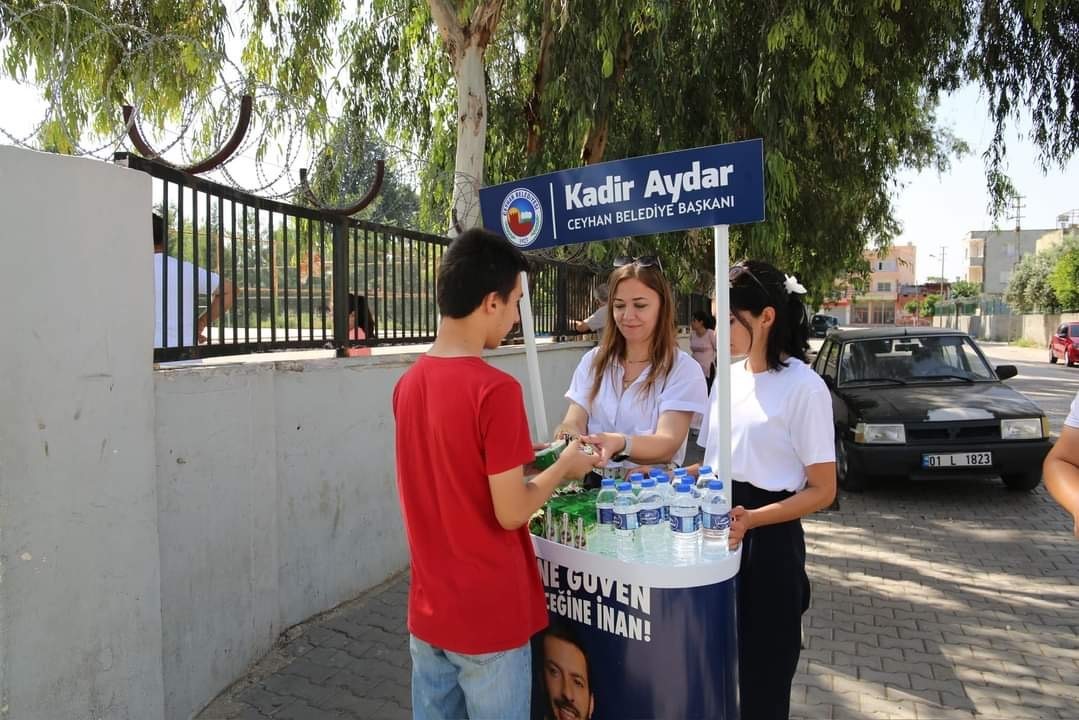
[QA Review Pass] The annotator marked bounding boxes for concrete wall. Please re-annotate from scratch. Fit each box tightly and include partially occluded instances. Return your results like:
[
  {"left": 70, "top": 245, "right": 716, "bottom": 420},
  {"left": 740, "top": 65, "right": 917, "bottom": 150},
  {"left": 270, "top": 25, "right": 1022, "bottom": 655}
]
[
  {"left": 0, "top": 146, "right": 166, "bottom": 718},
  {"left": 155, "top": 344, "right": 589, "bottom": 720},
  {"left": 0, "top": 143, "right": 590, "bottom": 720},
  {"left": 934, "top": 311, "right": 1079, "bottom": 347}
]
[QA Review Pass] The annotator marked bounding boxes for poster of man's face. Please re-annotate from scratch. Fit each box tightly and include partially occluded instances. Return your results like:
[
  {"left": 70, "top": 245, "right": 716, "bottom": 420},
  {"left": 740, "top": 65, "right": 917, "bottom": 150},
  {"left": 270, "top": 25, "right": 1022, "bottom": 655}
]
[{"left": 543, "top": 629, "right": 595, "bottom": 720}]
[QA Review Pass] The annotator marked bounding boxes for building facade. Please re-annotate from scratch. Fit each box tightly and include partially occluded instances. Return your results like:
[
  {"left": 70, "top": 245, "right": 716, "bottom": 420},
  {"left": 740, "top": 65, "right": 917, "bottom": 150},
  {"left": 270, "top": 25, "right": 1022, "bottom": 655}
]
[
  {"left": 965, "top": 228, "right": 1063, "bottom": 295},
  {"left": 850, "top": 243, "right": 916, "bottom": 325}
]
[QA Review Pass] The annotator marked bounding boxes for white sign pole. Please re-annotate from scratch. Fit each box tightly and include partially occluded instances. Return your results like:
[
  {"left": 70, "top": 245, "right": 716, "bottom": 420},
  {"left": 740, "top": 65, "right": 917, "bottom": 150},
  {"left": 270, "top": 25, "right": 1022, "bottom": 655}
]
[
  {"left": 518, "top": 270, "right": 549, "bottom": 440},
  {"left": 712, "top": 225, "right": 732, "bottom": 494}
]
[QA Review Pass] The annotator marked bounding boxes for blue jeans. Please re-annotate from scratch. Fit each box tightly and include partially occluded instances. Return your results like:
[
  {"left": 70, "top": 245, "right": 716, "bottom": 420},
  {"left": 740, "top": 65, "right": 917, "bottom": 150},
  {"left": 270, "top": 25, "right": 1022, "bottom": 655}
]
[{"left": 409, "top": 635, "right": 532, "bottom": 720}]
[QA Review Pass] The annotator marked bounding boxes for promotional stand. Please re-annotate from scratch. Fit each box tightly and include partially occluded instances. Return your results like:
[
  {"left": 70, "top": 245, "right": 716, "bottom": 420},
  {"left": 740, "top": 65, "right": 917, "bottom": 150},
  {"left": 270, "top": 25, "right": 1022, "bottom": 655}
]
[
  {"left": 480, "top": 139, "right": 766, "bottom": 720},
  {"left": 531, "top": 537, "right": 740, "bottom": 719}
]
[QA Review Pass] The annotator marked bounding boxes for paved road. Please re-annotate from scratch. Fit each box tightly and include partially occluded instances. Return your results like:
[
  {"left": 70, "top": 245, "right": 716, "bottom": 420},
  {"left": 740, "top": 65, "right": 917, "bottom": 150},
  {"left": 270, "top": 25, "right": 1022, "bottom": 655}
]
[{"left": 199, "top": 339, "right": 1079, "bottom": 720}]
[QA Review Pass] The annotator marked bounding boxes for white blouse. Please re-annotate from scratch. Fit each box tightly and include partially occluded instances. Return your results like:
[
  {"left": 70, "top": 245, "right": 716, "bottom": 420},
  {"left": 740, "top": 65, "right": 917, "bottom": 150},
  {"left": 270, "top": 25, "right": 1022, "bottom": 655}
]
[
  {"left": 699, "top": 357, "right": 835, "bottom": 492},
  {"left": 565, "top": 348, "right": 708, "bottom": 466}
]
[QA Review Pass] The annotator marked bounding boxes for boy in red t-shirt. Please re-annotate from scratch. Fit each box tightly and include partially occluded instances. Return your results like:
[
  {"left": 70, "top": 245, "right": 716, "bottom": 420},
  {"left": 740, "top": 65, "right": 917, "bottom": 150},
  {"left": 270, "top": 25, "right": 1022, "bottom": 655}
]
[{"left": 393, "top": 228, "right": 600, "bottom": 720}]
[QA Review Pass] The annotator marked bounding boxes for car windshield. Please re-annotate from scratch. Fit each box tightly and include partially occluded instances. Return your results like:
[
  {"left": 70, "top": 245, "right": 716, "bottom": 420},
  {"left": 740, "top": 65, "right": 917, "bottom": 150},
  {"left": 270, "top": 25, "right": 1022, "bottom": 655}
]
[{"left": 837, "top": 335, "right": 996, "bottom": 385}]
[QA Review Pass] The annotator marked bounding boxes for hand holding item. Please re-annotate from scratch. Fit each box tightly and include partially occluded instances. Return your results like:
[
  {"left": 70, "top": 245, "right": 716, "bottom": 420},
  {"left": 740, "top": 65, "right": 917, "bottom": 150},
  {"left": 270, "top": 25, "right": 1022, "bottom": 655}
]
[
  {"left": 579, "top": 432, "right": 627, "bottom": 465},
  {"left": 555, "top": 438, "right": 604, "bottom": 481},
  {"left": 728, "top": 505, "right": 751, "bottom": 550}
]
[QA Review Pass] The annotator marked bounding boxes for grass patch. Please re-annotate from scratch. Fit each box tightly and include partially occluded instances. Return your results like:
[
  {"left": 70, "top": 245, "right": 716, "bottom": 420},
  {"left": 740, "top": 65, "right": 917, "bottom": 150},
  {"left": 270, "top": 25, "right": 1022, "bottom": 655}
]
[{"left": 1011, "top": 337, "right": 1040, "bottom": 348}]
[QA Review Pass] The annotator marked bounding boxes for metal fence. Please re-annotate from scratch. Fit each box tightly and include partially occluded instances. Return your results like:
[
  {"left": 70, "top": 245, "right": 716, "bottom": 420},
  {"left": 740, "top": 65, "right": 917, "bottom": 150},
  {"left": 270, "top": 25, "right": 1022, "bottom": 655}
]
[{"left": 120, "top": 154, "right": 603, "bottom": 363}]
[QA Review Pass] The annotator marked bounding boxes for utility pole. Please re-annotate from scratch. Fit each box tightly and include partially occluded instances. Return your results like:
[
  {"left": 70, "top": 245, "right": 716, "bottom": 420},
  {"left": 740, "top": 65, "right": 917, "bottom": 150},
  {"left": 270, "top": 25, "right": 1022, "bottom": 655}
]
[
  {"left": 929, "top": 246, "right": 947, "bottom": 299},
  {"left": 1007, "top": 193, "right": 1027, "bottom": 276}
]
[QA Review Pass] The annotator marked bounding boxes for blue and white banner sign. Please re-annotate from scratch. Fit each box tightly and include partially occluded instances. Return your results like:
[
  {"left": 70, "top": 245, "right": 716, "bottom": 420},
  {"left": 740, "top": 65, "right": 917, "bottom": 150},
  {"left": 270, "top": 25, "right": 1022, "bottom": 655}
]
[{"left": 480, "top": 139, "right": 764, "bottom": 250}]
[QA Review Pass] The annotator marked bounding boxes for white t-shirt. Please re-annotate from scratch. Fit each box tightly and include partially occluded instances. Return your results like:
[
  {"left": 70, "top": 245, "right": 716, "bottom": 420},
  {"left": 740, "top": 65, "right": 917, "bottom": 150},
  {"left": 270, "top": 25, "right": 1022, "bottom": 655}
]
[
  {"left": 699, "top": 357, "right": 835, "bottom": 492},
  {"left": 1065, "top": 392, "right": 1079, "bottom": 428},
  {"left": 565, "top": 348, "right": 707, "bottom": 466},
  {"left": 154, "top": 253, "right": 220, "bottom": 348}
]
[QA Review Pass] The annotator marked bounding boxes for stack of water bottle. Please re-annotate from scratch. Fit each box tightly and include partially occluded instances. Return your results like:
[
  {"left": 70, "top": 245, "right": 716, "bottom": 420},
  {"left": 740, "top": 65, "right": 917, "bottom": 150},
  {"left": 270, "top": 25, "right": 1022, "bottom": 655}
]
[{"left": 590, "top": 466, "right": 731, "bottom": 565}]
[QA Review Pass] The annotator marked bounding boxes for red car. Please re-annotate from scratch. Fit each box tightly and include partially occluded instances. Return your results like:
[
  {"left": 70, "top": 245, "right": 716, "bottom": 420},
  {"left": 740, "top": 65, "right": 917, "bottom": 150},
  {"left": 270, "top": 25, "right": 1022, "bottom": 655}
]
[{"left": 1049, "top": 322, "right": 1079, "bottom": 366}]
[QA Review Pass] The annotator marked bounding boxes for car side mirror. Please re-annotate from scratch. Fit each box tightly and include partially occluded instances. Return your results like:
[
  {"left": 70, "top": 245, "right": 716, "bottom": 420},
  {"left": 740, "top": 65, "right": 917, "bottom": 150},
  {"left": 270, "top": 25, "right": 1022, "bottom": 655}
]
[{"left": 995, "top": 365, "right": 1018, "bottom": 381}]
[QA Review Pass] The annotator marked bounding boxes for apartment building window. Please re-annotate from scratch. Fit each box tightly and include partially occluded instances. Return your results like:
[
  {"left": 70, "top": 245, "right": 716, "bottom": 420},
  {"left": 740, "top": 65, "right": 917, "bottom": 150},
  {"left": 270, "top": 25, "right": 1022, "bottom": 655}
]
[
  {"left": 872, "top": 305, "right": 895, "bottom": 324},
  {"left": 876, "top": 282, "right": 892, "bottom": 292}
]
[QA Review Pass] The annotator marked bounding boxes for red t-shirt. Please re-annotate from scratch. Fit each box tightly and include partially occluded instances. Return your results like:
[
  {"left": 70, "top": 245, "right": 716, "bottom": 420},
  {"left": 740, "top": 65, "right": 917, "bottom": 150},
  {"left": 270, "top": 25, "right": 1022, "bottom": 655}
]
[{"left": 393, "top": 354, "right": 548, "bottom": 653}]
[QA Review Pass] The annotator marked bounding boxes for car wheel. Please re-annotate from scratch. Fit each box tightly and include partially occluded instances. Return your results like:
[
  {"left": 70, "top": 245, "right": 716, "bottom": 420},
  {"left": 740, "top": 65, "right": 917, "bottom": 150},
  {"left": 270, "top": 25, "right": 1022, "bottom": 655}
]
[
  {"left": 836, "top": 437, "right": 865, "bottom": 492},
  {"left": 1050, "top": 350, "right": 1058, "bottom": 364},
  {"left": 1002, "top": 471, "right": 1041, "bottom": 491}
]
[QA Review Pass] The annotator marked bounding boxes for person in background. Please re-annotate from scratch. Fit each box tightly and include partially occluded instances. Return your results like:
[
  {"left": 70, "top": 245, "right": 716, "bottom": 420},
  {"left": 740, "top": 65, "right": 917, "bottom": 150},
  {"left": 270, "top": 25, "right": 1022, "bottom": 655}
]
[
  {"left": 153, "top": 213, "right": 234, "bottom": 349},
  {"left": 689, "top": 309, "right": 717, "bottom": 391},
  {"left": 574, "top": 284, "right": 609, "bottom": 336},
  {"left": 555, "top": 256, "right": 707, "bottom": 475},
  {"left": 697, "top": 260, "right": 836, "bottom": 719},
  {"left": 393, "top": 228, "right": 601, "bottom": 720},
  {"left": 1042, "top": 392, "right": 1079, "bottom": 538},
  {"left": 347, "top": 292, "right": 376, "bottom": 340}
]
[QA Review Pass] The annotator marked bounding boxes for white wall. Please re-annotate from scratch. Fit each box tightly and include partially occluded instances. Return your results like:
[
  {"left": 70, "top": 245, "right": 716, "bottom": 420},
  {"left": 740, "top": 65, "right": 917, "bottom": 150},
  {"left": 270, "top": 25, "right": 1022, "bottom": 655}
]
[
  {"left": 155, "top": 343, "right": 590, "bottom": 720},
  {"left": 0, "top": 146, "right": 166, "bottom": 719}
]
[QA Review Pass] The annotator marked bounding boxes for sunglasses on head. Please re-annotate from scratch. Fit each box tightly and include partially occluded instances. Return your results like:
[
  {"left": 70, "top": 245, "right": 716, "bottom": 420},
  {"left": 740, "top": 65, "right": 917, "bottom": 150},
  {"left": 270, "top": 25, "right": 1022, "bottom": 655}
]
[
  {"left": 613, "top": 255, "right": 663, "bottom": 271},
  {"left": 729, "top": 263, "right": 771, "bottom": 294}
]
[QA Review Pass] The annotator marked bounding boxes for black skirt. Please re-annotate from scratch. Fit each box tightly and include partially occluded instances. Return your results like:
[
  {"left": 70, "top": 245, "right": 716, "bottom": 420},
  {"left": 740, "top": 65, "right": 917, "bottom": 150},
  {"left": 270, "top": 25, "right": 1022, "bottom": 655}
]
[{"left": 732, "top": 481, "right": 811, "bottom": 720}]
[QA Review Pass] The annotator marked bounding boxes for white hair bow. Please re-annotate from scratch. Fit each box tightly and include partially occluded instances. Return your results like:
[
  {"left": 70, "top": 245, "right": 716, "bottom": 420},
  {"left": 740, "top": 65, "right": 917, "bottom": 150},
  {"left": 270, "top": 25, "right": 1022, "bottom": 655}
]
[{"left": 784, "top": 274, "right": 807, "bottom": 295}]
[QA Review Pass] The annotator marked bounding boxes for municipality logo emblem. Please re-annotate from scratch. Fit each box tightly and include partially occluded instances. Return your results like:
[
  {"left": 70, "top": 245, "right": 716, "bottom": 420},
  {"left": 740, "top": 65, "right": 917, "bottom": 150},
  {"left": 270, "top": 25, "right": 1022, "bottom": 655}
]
[{"left": 501, "top": 188, "right": 543, "bottom": 247}]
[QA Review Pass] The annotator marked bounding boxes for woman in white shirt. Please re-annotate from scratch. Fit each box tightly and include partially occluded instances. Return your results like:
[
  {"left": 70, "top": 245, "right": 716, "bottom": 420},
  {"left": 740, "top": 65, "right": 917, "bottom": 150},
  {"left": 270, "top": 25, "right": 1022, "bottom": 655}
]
[
  {"left": 556, "top": 256, "right": 707, "bottom": 472},
  {"left": 698, "top": 259, "right": 837, "bottom": 720}
]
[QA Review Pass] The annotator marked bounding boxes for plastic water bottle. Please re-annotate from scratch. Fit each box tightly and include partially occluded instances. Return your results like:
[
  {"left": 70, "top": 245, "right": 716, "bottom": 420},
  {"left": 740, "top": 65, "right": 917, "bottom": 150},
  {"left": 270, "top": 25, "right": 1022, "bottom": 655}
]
[
  {"left": 700, "top": 479, "right": 731, "bottom": 560},
  {"left": 673, "top": 467, "right": 689, "bottom": 484},
  {"left": 592, "top": 478, "right": 618, "bottom": 555},
  {"left": 648, "top": 468, "right": 664, "bottom": 479},
  {"left": 637, "top": 479, "right": 664, "bottom": 560},
  {"left": 613, "top": 483, "right": 640, "bottom": 561},
  {"left": 669, "top": 484, "right": 701, "bottom": 565},
  {"left": 696, "top": 465, "right": 715, "bottom": 488},
  {"left": 654, "top": 473, "right": 673, "bottom": 523},
  {"left": 628, "top": 472, "right": 644, "bottom": 496}
]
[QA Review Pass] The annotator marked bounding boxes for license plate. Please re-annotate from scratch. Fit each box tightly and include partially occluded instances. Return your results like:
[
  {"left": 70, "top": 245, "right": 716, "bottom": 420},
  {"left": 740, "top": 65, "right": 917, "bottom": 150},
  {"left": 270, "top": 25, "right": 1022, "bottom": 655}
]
[{"left": 922, "top": 452, "right": 993, "bottom": 468}]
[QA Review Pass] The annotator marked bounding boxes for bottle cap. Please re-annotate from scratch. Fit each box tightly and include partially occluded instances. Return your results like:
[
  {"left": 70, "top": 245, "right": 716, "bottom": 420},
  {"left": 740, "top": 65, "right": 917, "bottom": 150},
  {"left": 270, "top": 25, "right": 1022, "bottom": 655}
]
[
  {"left": 676, "top": 484, "right": 691, "bottom": 493},
  {"left": 617, "top": 482, "right": 632, "bottom": 492},
  {"left": 700, "top": 466, "right": 713, "bottom": 474},
  {"left": 708, "top": 479, "right": 723, "bottom": 491},
  {"left": 648, "top": 468, "right": 663, "bottom": 477},
  {"left": 673, "top": 467, "right": 688, "bottom": 476},
  {"left": 642, "top": 478, "right": 656, "bottom": 488},
  {"left": 655, "top": 474, "right": 671, "bottom": 483},
  {"left": 629, "top": 472, "right": 644, "bottom": 482},
  {"left": 601, "top": 478, "right": 616, "bottom": 487}
]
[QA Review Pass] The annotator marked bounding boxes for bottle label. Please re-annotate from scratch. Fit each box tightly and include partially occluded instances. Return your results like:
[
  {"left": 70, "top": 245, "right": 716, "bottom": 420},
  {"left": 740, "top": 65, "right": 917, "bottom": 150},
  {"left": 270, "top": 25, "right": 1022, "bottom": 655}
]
[
  {"left": 639, "top": 507, "right": 662, "bottom": 526},
  {"left": 702, "top": 510, "right": 731, "bottom": 531},
  {"left": 598, "top": 507, "right": 614, "bottom": 525},
  {"left": 614, "top": 510, "right": 639, "bottom": 531},
  {"left": 670, "top": 513, "right": 700, "bottom": 534}
]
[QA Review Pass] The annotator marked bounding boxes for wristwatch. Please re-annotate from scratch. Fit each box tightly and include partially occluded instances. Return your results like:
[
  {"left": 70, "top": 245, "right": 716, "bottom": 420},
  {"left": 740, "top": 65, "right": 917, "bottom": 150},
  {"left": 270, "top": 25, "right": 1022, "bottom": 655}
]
[{"left": 611, "top": 434, "right": 633, "bottom": 462}]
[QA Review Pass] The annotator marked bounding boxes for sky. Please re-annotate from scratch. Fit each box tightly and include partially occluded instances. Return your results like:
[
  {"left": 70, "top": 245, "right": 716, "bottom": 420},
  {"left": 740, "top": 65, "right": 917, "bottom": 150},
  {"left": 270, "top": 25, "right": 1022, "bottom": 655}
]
[
  {"left": 891, "top": 84, "right": 1079, "bottom": 283},
  {"left": 2, "top": 72, "right": 1076, "bottom": 285}
]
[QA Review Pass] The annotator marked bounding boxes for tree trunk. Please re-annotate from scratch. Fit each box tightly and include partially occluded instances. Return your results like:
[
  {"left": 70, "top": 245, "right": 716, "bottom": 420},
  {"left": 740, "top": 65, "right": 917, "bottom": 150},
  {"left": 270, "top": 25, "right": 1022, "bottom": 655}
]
[
  {"left": 451, "top": 41, "right": 487, "bottom": 234},
  {"left": 525, "top": 0, "right": 556, "bottom": 158},
  {"left": 579, "top": 30, "right": 632, "bottom": 166}
]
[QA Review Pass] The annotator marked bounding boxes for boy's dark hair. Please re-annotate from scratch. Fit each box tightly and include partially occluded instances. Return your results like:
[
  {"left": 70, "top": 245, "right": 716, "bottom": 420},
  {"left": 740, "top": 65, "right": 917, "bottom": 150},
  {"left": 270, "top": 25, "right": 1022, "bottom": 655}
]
[
  {"left": 436, "top": 228, "right": 530, "bottom": 318},
  {"left": 152, "top": 213, "right": 164, "bottom": 249},
  {"left": 729, "top": 259, "right": 810, "bottom": 371}
]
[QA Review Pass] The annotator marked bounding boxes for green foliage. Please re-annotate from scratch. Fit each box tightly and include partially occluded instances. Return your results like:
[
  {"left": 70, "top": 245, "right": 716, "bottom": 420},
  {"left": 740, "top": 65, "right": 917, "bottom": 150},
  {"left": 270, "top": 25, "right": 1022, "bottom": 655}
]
[
  {"left": 949, "top": 280, "right": 980, "bottom": 298},
  {"left": 923, "top": 294, "right": 942, "bottom": 317},
  {"left": 904, "top": 299, "right": 922, "bottom": 316},
  {"left": 1049, "top": 243, "right": 1079, "bottom": 311},
  {"left": 1005, "top": 247, "right": 1062, "bottom": 312}
]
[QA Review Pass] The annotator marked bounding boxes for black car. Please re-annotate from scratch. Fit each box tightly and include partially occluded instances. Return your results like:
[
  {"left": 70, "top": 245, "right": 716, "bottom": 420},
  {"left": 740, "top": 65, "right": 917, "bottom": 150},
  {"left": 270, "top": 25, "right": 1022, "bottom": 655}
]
[
  {"left": 810, "top": 314, "right": 840, "bottom": 337},
  {"left": 812, "top": 327, "right": 1051, "bottom": 492}
]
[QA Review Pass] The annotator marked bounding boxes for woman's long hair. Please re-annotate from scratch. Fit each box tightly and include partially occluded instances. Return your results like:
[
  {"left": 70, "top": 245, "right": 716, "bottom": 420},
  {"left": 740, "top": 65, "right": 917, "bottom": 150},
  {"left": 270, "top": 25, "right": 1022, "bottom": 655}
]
[
  {"left": 589, "top": 263, "right": 678, "bottom": 405},
  {"left": 729, "top": 259, "right": 810, "bottom": 371}
]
